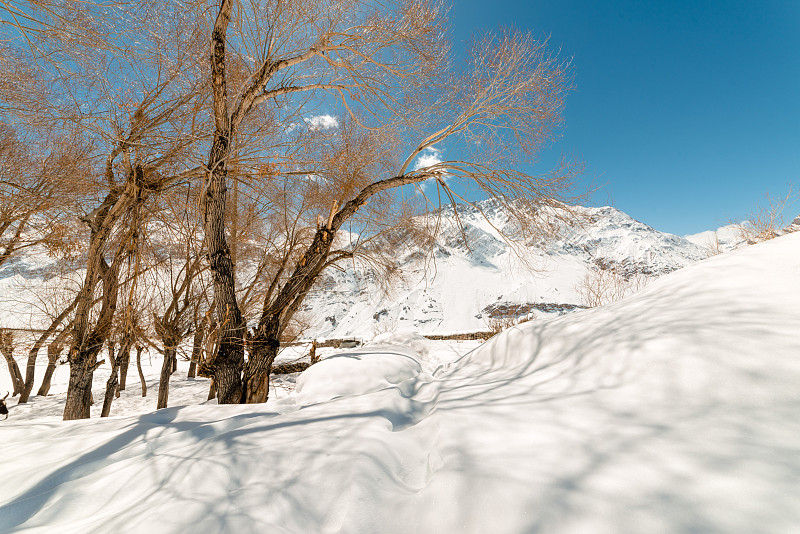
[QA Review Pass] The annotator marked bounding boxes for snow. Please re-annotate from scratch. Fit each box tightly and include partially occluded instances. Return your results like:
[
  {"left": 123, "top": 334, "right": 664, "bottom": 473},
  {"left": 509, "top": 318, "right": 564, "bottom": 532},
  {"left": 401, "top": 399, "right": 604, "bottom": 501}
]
[
  {"left": 294, "top": 350, "right": 422, "bottom": 405},
  {"left": 2, "top": 232, "right": 799, "bottom": 533},
  {"left": 684, "top": 223, "right": 744, "bottom": 252},
  {"left": 301, "top": 202, "right": 712, "bottom": 338}
]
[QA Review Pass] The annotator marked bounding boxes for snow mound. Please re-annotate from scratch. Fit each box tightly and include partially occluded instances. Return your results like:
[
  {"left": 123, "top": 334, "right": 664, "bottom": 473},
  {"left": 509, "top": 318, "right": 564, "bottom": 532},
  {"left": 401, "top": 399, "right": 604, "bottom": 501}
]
[
  {"left": 294, "top": 348, "right": 422, "bottom": 405},
  {"left": 367, "top": 331, "right": 436, "bottom": 357}
]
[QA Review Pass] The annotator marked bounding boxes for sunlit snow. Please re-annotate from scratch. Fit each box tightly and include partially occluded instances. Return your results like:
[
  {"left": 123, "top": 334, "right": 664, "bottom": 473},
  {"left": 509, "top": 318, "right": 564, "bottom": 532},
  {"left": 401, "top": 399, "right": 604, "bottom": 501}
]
[{"left": 1, "top": 233, "right": 799, "bottom": 533}]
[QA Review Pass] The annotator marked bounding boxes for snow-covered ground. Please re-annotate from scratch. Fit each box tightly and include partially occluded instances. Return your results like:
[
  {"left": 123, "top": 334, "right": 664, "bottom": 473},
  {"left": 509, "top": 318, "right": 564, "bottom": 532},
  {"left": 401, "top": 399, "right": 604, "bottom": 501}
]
[{"left": 2, "top": 232, "right": 799, "bottom": 533}]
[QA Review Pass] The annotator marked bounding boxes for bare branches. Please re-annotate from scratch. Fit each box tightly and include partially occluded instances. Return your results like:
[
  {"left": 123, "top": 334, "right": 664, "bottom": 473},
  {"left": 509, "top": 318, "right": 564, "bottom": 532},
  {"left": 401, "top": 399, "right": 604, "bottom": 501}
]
[
  {"left": 0, "top": 1, "right": 583, "bottom": 411},
  {"left": 735, "top": 187, "right": 798, "bottom": 244}
]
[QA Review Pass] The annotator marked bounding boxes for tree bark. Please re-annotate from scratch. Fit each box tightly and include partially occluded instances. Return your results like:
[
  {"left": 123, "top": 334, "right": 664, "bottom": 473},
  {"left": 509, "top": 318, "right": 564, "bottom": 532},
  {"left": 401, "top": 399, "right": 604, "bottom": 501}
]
[
  {"left": 205, "top": 139, "right": 246, "bottom": 404},
  {"left": 242, "top": 317, "right": 280, "bottom": 403},
  {"left": 118, "top": 338, "right": 131, "bottom": 391},
  {"left": 136, "top": 345, "right": 147, "bottom": 397},
  {"left": 0, "top": 330, "right": 24, "bottom": 396},
  {"left": 20, "top": 347, "right": 39, "bottom": 402},
  {"left": 36, "top": 342, "right": 62, "bottom": 397},
  {"left": 3, "top": 353, "right": 24, "bottom": 397},
  {"left": 157, "top": 339, "right": 177, "bottom": 409},
  {"left": 64, "top": 302, "right": 116, "bottom": 420},
  {"left": 101, "top": 342, "right": 119, "bottom": 417},
  {"left": 203, "top": 0, "right": 246, "bottom": 405},
  {"left": 64, "top": 355, "right": 97, "bottom": 420}
]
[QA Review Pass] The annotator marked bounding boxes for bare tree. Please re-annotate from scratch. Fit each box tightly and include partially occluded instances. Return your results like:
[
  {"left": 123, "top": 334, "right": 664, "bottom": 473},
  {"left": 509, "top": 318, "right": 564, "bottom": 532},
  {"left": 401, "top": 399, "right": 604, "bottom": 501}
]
[
  {"left": 18, "top": 296, "right": 77, "bottom": 402},
  {"left": 576, "top": 264, "right": 649, "bottom": 308},
  {"left": 194, "top": 0, "right": 575, "bottom": 404},
  {"left": 1, "top": 1, "right": 210, "bottom": 419},
  {"left": 238, "top": 30, "right": 576, "bottom": 403},
  {"left": 36, "top": 325, "right": 70, "bottom": 397},
  {"left": 735, "top": 188, "right": 797, "bottom": 244},
  {"left": 0, "top": 124, "right": 87, "bottom": 268},
  {"left": 1, "top": 1, "right": 579, "bottom": 412},
  {"left": 200, "top": 0, "right": 451, "bottom": 402},
  {"left": 152, "top": 255, "right": 206, "bottom": 409},
  {"left": 0, "top": 329, "right": 24, "bottom": 395}
]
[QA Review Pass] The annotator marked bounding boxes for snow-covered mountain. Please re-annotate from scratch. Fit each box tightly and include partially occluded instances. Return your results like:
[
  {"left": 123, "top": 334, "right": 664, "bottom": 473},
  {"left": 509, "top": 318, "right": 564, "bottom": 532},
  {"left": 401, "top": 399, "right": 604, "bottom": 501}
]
[{"left": 301, "top": 200, "right": 712, "bottom": 339}]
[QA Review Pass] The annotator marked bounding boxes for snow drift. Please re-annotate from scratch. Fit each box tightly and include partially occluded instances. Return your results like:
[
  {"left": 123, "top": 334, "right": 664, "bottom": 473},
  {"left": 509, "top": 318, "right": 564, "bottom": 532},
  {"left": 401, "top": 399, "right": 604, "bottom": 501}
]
[{"left": 2, "top": 233, "right": 799, "bottom": 533}]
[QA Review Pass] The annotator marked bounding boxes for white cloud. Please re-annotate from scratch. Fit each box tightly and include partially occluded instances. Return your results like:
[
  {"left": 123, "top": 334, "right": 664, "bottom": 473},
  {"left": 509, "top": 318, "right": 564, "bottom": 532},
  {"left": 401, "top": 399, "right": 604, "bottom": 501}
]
[
  {"left": 413, "top": 147, "right": 447, "bottom": 196},
  {"left": 304, "top": 114, "right": 339, "bottom": 130},
  {"left": 413, "top": 147, "right": 442, "bottom": 171}
]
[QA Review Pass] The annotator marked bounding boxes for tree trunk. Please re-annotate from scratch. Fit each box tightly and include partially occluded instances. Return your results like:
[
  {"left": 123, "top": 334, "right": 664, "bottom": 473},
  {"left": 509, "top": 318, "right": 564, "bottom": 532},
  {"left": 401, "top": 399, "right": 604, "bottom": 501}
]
[
  {"left": 37, "top": 327, "right": 71, "bottom": 397},
  {"left": 64, "top": 187, "right": 126, "bottom": 420},
  {"left": 136, "top": 345, "right": 147, "bottom": 397},
  {"left": 0, "top": 330, "right": 24, "bottom": 396},
  {"left": 20, "top": 344, "right": 40, "bottom": 402},
  {"left": 245, "top": 226, "right": 338, "bottom": 404},
  {"left": 157, "top": 342, "right": 176, "bottom": 409},
  {"left": 242, "top": 319, "right": 280, "bottom": 403},
  {"left": 205, "top": 150, "right": 246, "bottom": 403},
  {"left": 188, "top": 319, "right": 205, "bottom": 379},
  {"left": 205, "top": 0, "right": 245, "bottom": 404},
  {"left": 207, "top": 379, "right": 216, "bottom": 401},
  {"left": 37, "top": 342, "right": 62, "bottom": 397},
  {"left": 118, "top": 337, "right": 132, "bottom": 391},
  {"left": 63, "top": 350, "right": 97, "bottom": 420},
  {"left": 101, "top": 371, "right": 118, "bottom": 417},
  {"left": 19, "top": 300, "right": 78, "bottom": 403},
  {"left": 64, "top": 252, "right": 123, "bottom": 420},
  {"left": 101, "top": 342, "right": 119, "bottom": 417},
  {"left": 3, "top": 354, "right": 24, "bottom": 397}
]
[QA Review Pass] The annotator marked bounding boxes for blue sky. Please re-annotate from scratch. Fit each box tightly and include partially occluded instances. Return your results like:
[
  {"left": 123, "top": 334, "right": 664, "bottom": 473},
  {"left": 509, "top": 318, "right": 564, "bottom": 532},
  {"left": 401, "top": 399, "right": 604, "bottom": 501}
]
[{"left": 448, "top": 0, "right": 800, "bottom": 235}]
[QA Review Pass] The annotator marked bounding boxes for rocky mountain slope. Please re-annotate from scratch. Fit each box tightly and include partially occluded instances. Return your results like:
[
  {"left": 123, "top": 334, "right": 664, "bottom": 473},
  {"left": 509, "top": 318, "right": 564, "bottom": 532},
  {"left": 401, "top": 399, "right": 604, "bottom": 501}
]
[{"left": 300, "top": 200, "right": 714, "bottom": 338}]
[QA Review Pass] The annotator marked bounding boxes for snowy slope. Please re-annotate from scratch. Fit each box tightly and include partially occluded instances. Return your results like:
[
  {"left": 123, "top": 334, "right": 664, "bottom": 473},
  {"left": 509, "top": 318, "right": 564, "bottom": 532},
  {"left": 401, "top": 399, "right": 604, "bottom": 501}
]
[
  {"left": 683, "top": 223, "right": 744, "bottom": 252},
  {"left": 2, "top": 232, "right": 798, "bottom": 533},
  {"left": 302, "top": 201, "right": 710, "bottom": 338}
]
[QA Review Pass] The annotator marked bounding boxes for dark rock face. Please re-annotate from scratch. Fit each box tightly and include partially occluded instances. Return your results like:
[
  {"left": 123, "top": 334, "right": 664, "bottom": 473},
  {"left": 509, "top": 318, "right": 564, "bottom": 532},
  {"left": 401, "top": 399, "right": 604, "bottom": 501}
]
[
  {"left": 786, "top": 214, "right": 800, "bottom": 232},
  {"left": 482, "top": 301, "right": 587, "bottom": 320}
]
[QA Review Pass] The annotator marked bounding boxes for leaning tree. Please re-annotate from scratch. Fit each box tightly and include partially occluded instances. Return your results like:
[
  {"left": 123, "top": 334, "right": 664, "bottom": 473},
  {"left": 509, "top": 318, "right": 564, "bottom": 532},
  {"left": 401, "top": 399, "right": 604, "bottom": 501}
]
[{"left": 198, "top": 0, "right": 577, "bottom": 403}]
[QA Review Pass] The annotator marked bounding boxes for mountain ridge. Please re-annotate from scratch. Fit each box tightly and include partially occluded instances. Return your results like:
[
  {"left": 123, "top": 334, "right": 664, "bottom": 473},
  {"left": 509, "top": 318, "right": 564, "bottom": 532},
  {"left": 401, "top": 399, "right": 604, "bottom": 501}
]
[{"left": 300, "top": 202, "right": 716, "bottom": 339}]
